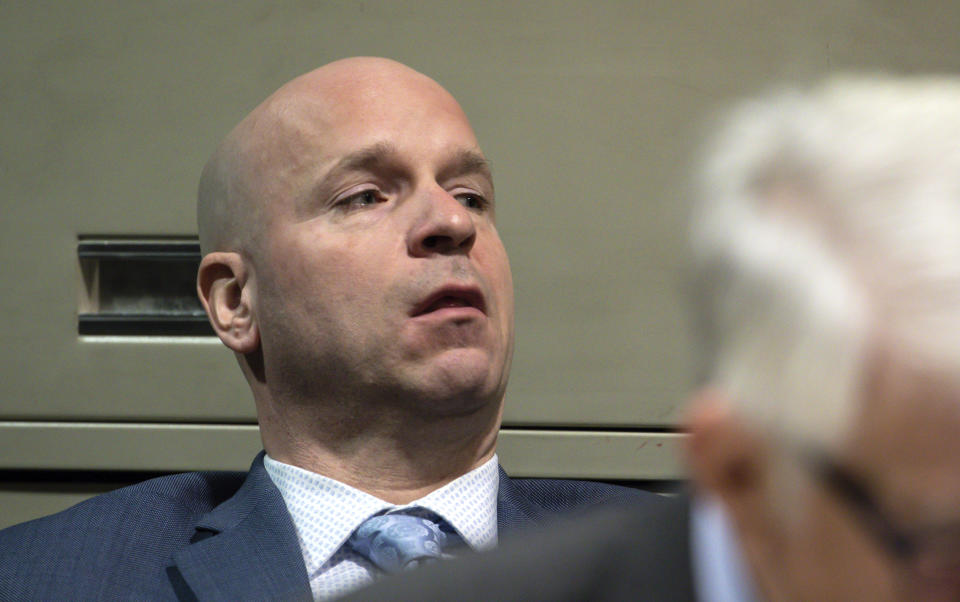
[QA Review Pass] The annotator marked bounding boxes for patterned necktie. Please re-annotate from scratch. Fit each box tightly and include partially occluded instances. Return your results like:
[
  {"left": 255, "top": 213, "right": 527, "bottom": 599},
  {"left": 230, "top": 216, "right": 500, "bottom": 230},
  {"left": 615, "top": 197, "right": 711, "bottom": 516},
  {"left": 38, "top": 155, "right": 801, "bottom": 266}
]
[{"left": 348, "top": 508, "right": 464, "bottom": 574}]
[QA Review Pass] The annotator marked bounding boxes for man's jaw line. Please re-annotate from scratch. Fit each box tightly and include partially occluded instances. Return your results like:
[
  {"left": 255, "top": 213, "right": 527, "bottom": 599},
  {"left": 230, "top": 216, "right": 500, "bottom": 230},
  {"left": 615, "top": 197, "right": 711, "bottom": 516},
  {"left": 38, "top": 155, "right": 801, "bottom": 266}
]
[{"left": 260, "top": 392, "right": 503, "bottom": 504}]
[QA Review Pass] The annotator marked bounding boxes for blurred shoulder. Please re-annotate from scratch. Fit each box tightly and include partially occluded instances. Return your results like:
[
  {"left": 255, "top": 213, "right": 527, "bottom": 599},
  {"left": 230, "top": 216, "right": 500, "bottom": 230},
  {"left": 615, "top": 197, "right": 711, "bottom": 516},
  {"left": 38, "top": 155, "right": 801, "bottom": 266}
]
[{"left": 351, "top": 497, "right": 694, "bottom": 602}]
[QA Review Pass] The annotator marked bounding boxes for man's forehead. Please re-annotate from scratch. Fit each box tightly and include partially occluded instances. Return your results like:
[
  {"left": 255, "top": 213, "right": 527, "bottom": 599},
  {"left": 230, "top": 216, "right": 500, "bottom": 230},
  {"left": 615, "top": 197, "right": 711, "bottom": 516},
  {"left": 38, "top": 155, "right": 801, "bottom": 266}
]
[
  {"left": 847, "top": 353, "right": 960, "bottom": 479},
  {"left": 250, "top": 71, "right": 477, "bottom": 160},
  {"left": 224, "top": 66, "right": 488, "bottom": 229},
  {"left": 198, "top": 58, "right": 483, "bottom": 252},
  {"left": 267, "top": 59, "right": 468, "bottom": 129},
  {"left": 808, "top": 351, "right": 960, "bottom": 530}
]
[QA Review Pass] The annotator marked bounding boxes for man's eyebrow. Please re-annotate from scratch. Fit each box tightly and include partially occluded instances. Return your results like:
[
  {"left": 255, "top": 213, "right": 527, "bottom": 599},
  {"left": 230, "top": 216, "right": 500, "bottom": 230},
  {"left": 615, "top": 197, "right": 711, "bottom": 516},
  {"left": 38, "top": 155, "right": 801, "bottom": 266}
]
[
  {"left": 321, "top": 143, "right": 492, "bottom": 186},
  {"left": 439, "top": 149, "right": 493, "bottom": 183},
  {"left": 326, "top": 142, "right": 402, "bottom": 177}
]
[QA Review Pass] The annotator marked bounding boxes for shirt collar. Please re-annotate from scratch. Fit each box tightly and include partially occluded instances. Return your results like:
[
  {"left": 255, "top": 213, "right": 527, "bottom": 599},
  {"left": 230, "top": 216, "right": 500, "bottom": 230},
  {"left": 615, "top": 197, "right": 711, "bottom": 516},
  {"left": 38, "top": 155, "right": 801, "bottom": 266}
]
[
  {"left": 409, "top": 455, "right": 499, "bottom": 551},
  {"left": 264, "top": 454, "right": 499, "bottom": 575}
]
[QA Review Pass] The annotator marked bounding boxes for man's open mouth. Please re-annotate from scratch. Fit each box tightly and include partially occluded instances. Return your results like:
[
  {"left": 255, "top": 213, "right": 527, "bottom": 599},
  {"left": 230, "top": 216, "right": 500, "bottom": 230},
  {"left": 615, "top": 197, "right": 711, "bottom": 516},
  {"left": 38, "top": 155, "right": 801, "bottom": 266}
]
[{"left": 411, "top": 287, "right": 486, "bottom": 316}]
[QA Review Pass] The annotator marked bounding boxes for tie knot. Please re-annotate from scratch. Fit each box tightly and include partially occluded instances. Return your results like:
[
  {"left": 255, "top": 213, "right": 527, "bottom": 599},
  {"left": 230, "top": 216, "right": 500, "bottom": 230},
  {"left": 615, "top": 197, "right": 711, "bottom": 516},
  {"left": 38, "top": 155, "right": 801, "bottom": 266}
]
[{"left": 348, "top": 509, "right": 462, "bottom": 574}]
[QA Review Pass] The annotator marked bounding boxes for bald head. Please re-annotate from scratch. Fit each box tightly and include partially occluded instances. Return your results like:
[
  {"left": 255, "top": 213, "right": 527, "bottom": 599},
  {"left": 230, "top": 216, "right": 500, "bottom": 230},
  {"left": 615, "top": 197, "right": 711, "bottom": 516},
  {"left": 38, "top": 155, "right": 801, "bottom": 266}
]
[
  {"left": 195, "top": 57, "right": 512, "bottom": 483},
  {"left": 197, "top": 57, "right": 472, "bottom": 256}
]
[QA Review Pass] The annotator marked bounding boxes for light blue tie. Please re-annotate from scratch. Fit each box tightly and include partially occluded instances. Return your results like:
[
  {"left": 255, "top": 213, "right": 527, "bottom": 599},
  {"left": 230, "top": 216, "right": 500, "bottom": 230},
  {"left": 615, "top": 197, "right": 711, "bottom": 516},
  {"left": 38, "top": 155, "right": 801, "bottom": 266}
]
[{"left": 348, "top": 509, "right": 463, "bottom": 574}]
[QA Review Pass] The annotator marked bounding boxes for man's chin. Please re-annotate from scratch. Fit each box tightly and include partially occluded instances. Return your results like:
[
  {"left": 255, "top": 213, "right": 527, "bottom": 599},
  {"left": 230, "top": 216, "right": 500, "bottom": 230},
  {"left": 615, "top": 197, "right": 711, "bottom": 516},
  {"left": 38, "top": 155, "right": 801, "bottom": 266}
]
[{"left": 400, "top": 352, "right": 506, "bottom": 416}]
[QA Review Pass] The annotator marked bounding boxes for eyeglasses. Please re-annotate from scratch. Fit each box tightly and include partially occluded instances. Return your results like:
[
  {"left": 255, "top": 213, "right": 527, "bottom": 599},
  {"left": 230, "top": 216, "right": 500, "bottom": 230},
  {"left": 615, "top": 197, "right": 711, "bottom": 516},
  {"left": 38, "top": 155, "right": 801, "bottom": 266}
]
[{"left": 800, "top": 448, "right": 960, "bottom": 576}]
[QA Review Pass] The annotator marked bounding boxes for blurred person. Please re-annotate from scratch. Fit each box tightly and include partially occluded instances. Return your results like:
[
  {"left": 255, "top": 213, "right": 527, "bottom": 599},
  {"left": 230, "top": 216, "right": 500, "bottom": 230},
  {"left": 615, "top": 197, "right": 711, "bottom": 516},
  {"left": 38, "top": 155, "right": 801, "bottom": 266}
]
[
  {"left": 349, "top": 75, "right": 960, "bottom": 601},
  {"left": 0, "top": 57, "right": 659, "bottom": 601}
]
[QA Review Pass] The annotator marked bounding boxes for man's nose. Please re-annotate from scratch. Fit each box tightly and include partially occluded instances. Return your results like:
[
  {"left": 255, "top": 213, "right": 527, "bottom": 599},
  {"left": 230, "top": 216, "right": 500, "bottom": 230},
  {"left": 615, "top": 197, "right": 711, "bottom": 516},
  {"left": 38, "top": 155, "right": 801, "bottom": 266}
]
[{"left": 406, "top": 188, "right": 477, "bottom": 256}]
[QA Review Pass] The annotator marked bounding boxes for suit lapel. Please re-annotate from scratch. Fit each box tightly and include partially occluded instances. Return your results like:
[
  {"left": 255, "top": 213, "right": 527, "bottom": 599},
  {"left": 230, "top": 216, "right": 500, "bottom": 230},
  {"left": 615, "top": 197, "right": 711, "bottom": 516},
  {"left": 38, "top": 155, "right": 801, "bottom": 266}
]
[
  {"left": 495, "top": 466, "right": 548, "bottom": 533},
  {"left": 170, "top": 453, "right": 312, "bottom": 601}
]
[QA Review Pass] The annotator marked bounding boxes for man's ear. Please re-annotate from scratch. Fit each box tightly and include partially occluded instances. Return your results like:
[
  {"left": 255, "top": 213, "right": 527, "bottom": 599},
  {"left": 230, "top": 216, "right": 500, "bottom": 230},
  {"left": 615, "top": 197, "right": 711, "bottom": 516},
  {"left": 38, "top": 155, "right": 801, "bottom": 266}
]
[
  {"left": 197, "top": 252, "right": 259, "bottom": 354},
  {"left": 683, "top": 388, "right": 767, "bottom": 510}
]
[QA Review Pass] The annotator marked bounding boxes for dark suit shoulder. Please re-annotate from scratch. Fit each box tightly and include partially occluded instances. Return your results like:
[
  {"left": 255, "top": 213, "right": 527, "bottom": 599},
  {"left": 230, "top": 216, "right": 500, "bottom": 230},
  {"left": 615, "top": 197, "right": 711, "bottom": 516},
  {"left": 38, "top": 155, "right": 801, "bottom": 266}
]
[
  {"left": 507, "top": 476, "right": 662, "bottom": 513},
  {"left": 497, "top": 472, "right": 667, "bottom": 533},
  {"left": 0, "top": 470, "right": 245, "bottom": 600}
]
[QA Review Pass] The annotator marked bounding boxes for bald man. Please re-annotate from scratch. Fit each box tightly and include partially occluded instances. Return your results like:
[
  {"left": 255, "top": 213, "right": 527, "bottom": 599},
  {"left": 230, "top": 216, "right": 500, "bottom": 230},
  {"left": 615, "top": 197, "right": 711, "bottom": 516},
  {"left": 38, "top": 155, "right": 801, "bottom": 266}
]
[{"left": 0, "top": 58, "right": 659, "bottom": 601}]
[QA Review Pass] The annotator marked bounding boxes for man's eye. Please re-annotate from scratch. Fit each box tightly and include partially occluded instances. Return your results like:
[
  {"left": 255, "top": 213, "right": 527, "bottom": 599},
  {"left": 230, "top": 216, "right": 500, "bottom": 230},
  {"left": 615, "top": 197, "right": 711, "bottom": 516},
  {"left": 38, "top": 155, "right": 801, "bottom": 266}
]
[
  {"left": 455, "top": 193, "right": 488, "bottom": 211},
  {"left": 339, "top": 189, "right": 385, "bottom": 208}
]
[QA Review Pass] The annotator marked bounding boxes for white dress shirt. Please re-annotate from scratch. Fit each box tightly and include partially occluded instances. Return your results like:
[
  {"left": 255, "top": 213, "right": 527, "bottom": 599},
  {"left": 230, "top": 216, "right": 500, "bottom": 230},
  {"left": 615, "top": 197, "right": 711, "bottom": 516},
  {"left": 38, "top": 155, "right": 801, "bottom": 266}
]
[
  {"left": 690, "top": 494, "right": 760, "bottom": 602},
  {"left": 264, "top": 453, "right": 499, "bottom": 600}
]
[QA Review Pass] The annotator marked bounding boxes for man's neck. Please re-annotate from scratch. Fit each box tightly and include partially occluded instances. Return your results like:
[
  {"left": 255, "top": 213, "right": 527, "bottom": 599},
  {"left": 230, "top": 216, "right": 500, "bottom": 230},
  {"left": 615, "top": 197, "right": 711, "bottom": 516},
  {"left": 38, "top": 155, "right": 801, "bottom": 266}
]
[{"left": 257, "top": 398, "right": 502, "bottom": 504}]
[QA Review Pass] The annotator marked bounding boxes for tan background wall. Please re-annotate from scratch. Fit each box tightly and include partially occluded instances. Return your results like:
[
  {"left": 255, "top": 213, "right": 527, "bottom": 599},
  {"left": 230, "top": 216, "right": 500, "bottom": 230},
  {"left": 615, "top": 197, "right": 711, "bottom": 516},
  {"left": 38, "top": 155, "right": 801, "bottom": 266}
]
[{"left": 2, "top": 1, "right": 960, "bottom": 528}]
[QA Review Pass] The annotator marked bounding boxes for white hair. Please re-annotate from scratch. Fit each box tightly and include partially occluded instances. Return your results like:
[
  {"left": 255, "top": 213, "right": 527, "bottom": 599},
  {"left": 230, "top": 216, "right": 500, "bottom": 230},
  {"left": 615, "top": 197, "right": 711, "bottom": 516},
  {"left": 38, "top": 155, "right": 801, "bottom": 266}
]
[{"left": 690, "top": 75, "right": 960, "bottom": 450}]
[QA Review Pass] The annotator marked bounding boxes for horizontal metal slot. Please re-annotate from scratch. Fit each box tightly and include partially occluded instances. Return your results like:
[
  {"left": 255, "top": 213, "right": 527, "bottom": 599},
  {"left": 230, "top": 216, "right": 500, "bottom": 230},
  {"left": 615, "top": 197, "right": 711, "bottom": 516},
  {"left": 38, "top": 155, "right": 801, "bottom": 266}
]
[
  {"left": 78, "top": 238, "right": 213, "bottom": 336},
  {"left": 78, "top": 240, "right": 202, "bottom": 260},
  {"left": 78, "top": 315, "right": 213, "bottom": 336}
]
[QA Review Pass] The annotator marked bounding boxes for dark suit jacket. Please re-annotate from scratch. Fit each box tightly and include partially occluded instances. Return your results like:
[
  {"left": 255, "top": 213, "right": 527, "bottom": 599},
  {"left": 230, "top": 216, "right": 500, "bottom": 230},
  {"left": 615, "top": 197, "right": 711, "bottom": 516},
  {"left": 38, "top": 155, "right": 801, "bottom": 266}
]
[
  {"left": 0, "top": 452, "right": 659, "bottom": 601},
  {"left": 347, "top": 495, "right": 695, "bottom": 602}
]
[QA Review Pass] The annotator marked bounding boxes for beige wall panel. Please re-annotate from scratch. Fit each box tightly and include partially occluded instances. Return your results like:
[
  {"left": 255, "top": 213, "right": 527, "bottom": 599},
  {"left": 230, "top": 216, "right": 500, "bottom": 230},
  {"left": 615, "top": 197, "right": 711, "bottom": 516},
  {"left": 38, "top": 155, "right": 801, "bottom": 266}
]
[
  {"left": 0, "top": 482, "right": 126, "bottom": 531},
  {"left": 0, "top": 425, "right": 683, "bottom": 530},
  {"left": 0, "top": 422, "right": 683, "bottom": 477},
  {"left": 3, "top": 2, "right": 960, "bottom": 427}
]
